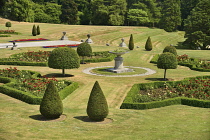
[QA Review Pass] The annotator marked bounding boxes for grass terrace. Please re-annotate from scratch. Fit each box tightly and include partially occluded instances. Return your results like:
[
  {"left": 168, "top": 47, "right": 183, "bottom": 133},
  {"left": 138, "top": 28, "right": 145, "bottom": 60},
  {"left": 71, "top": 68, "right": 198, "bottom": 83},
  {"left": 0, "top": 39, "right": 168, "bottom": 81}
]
[{"left": 0, "top": 18, "right": 210, "bottom": 140}]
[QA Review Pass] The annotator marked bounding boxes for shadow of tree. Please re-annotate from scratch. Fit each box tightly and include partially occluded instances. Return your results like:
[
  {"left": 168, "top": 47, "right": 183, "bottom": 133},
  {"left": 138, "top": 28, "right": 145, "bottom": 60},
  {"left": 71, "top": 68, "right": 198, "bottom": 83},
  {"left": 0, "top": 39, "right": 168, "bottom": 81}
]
[
  {"left": 43, "top": 73, "right": 74, "bottom": 78},
  {"left": 29, "top": 114, "right": 66, "bottom": 122}
]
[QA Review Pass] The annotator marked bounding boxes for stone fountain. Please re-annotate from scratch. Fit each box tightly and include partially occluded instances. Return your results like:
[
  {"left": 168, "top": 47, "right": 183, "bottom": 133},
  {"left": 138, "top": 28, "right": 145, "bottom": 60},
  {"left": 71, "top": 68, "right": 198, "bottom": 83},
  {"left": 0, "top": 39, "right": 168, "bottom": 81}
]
[{"left": 107, "top": 50, "right": 133, "bottom": 73}]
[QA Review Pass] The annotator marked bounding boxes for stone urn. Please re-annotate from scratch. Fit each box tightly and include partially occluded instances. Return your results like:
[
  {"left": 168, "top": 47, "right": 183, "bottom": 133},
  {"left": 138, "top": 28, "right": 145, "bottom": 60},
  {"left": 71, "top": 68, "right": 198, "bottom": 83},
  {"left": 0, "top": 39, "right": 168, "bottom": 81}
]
[{"left": 108, "top": 50, "right": 133, "bottom": 73}]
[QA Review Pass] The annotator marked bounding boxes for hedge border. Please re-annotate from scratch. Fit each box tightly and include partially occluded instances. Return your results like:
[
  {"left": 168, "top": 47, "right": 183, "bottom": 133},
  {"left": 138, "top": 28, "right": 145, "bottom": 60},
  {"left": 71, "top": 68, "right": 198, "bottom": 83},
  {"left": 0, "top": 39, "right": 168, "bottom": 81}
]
[
  {"left": 0, "top": 51, "right": 115, "bottom": 66},
  {"left": 120, "top": 75, "right": 210, "bottom": 110},
  {"left": 0, "top": 73, "right": 79, "bottom": 105},
  {"left": 150, "top": 54, "right": 210, "bottom": 72}
]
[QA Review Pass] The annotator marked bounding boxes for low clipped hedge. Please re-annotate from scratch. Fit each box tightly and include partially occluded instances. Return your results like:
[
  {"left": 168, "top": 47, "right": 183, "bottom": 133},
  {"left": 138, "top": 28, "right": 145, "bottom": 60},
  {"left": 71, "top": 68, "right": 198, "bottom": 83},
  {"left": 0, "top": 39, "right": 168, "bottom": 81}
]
[
  {"left": 150, "top": 54, "right": 210, "bottom": 72},
  {"left": 120, "top": 75, "right": 210, "bottom": 110},
  {"left": 0, "top": 75, "right": 79, "bottom": 105},
  {"left": 0, "top": 51, "right": 115, "bottom": 66},
  {"left": 0, "top": 35, "right": 11, "bottom": 37}
]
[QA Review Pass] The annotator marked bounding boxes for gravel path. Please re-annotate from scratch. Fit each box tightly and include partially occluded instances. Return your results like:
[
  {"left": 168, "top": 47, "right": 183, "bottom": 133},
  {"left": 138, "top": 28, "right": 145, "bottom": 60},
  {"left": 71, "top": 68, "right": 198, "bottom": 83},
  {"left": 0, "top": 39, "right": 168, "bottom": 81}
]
[
  {"left": 0, "top": 40, "right": 81, "bottom": 49},
  {"left": 83, "top": 66, "right": 156, "bottom": 77}
]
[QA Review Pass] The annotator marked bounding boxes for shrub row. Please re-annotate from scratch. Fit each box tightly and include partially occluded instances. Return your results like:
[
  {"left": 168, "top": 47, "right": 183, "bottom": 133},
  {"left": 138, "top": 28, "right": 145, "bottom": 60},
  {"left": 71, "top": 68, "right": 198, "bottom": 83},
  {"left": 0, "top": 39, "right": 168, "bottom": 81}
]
[
  {"left": 120, "top": 75, "right": 210, "bottom": 110},
  {"left": 150, "top": 54, "right": 210, "bottom": 72},
  {"left": 0, "top": 51, "right": 115, "bottom": 66},
  {"left": 0, "top": 35, "right": 11, "bottom": 37},
  {"left": 0, "top": 76, "right": 79, "bottom": 105}
]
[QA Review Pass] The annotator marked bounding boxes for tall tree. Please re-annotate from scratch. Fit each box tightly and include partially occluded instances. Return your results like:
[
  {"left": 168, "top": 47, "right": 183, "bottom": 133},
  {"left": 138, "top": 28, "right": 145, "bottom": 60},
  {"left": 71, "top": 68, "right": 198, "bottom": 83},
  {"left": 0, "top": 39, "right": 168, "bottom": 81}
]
[
  {"left": 60, "top": 0, "right": 78, "bottom": 25},
  {"left": 91, "top": 0, "right": 127, "bottom": 26},
  {"left": 183, "top": 0, "right": 210, "bottom": 50},
  {"left": 127, "top": 9, "right": 150, "bottom": 26},
  {"left": 5, "top": 0, "right": 34, "bottom": 22},
  {"left": 159, "top": 0, "right": 181, "bottom": 32}
]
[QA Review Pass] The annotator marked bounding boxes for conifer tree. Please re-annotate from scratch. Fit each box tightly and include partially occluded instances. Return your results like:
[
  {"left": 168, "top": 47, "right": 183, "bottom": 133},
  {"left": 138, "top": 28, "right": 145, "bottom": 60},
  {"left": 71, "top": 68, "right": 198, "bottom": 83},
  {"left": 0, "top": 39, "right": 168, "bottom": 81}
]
[
  {"left": 40, "top": 81, "right": 63, "bottom": 119},
  {"left": 128, "top": 34, "right": 134, "bottom": 50},
  {"left": 32, "top": 25, "right": 37, "bottom": 36},
  {"left": 145, "top": 36, "right": 153, "bottom": 51},
  {"left": 37, "top": 25, "right": 40, "bottom": 35},
  {"left": 87, "top": 81, "right": 109, "bottom": 121}
]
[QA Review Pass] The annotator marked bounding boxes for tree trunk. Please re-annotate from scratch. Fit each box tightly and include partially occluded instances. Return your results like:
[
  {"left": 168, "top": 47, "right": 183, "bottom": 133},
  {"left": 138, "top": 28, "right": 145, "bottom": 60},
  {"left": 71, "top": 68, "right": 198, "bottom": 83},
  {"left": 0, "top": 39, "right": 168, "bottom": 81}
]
[
  {"left": 62, "top": 69, "right": 65, "bottom": 77},
  {"left": 164, "top": 69, "right": 167, "bottom": 81},
  {"left": 82, "top": 56, "right": 84, "bottom": 64}
]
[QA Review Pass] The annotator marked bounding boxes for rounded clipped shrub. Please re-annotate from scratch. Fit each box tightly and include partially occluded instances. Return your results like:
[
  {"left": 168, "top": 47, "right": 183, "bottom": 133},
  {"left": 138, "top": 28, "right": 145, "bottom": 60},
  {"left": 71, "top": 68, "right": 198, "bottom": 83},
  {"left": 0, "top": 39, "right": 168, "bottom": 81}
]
[
  {"left": 32, "top": 25, "right": 37, "bottom": 36},
  {"left": 145, "top": 36, "right": 153, "bottom": 51},
  {"left": 5, "top": 22, "right": 11, "bottom": 30},
  {"left": 37, "top": 25, "right": 40, "bottom": 35},
  {"left": 157, "top": 52, "right": 178, "bottom": 80},
  {"left": 77, "top": 42, "right": 92, "bottom": 64},
  {"left": 48, "top": 47, "right": 80, "bottom": 76},
  {"left": 48, "top": 47, "right": 80, "bottom": 69},
  {"left": 163, "top": 46, "right": 177, "bottom": 56},
  {"left": 128, "top": 34, "right": 134, "bottom": 50},
  {"left": 40, "top": 81, "right": 63, "bottom": 119},
  {"left": 87, "top": 81, "right": 109, "bottom": 121}
]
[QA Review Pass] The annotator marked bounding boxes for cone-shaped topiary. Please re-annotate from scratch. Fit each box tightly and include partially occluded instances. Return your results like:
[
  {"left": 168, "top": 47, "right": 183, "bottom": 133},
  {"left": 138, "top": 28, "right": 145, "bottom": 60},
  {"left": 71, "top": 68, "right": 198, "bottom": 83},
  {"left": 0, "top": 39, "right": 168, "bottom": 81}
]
[
  {"left": 77, "top": 42, "right": 92, "bottom": 64},
  {"left": 40, "top": 81, "right": 63, "bottom": 119},
  {"left": 48, "top": 47, "right": 80, "bottom": 76},
  {"left": 5, "top": 22, "right": 11, "bottom": 30},
  {"left": 87, "top": 81, "right": 109, "bottom": 121},
  {"left": 163, "top": 46, "right": 177, "bottom": 56},
  {"left": 157, "top": 52, "right": 178, "bottom": 80},
  {"left": 145, "top": 36, "right": 153, "bottom": 51},
  {"left": 32, "top": 25, "right": 37, "bottom": 36},
  {"left": 37, "top": 25, "right": 40, "bottom": 35},
  {"left": 128, "top": 34, "right": 134, "bottom": 50}
]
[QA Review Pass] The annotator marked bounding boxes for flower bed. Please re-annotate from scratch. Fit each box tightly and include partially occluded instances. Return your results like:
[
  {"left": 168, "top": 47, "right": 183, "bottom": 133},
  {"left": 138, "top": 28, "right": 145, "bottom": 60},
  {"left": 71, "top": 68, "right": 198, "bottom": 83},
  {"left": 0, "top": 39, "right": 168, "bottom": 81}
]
[
  {"left": 9, "top": 38, "right": 48, "bottom": 42},
  {"left": 42, "top": 44, "right": 79, "bottom": 48},
  {"left": 120, "top": 75, "right": 210, "bottom": 110},
  {"left": 0, "top": 67, "right": 78, "bottom": 104},
  {"left": 0, "top": 30, "right": 19, "bottom": 34},
  {"left": 150, "top": 54, "right": 210, "bottom": 72}
]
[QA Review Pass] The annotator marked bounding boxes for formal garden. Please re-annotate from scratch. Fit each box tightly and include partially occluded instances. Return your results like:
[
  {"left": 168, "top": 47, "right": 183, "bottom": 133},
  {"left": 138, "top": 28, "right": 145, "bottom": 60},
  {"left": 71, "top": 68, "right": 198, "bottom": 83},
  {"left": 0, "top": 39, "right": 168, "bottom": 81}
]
[{"left": 0, "top": 18, "right": 209, "bottom": 140}]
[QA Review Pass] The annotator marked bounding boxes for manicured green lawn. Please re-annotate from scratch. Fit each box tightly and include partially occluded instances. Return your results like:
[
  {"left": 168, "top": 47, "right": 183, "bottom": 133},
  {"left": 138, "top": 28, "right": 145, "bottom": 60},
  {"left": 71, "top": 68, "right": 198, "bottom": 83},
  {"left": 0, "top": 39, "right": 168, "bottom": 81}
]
[{"left": 0, "top": 21, "right": 209, "bottom": 140}]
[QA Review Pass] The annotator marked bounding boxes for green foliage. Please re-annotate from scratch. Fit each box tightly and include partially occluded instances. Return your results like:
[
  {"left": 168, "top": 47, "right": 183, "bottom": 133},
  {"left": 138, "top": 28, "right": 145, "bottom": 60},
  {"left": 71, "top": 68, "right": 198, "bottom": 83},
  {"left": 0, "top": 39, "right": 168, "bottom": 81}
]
[
  {"left": 128, "top": 34, "right": 134, "bottom": 50},
  {"left": 127, "top": 9, "right": 150, "bottom": 26},
  {"left": 157, "top": 52, "right": 178, "bottom": 79},
  {"left": 48, "top": 47, "right": 80, "bottom": 76},
  {"left": 159, "top": 0, "right": 181, "bottom": 32},
  {"left": 91, "top": 0, "right": 127, "bottom": 25},
  {"left": 184, "top": 0, "right": 210, "bottom": 50},
  {"left": 5, "top": 22, "right": 11, "bottom": 30},
  {"left": 5, "top": 0, "right": 34, "bottom": 22},
  {"left": 40, "top": 81, "right": 63, "bottom": 119},
  {"left": 32, "top": 25, "right": 37, "bottom": 36},
  {"left": 145, "top": 36, "right": 152, "bottom": 51},
  {"left": 120, "top": 75, "right": 210, "bottom": 110},
  {"left": 37, "top": 25, "right": 40, "bottom": 35},
  {"left": 60, "top": 0, "right": 78, "bottom": 24},
  {"left": 77, "top": 43, "right": 92, "bottom": 63},
  {"left": 163, "top": 46, "right": 177, "bottom": 56},
  {"left": 87, "top": 81, "right": 109, "bottom": 121}
]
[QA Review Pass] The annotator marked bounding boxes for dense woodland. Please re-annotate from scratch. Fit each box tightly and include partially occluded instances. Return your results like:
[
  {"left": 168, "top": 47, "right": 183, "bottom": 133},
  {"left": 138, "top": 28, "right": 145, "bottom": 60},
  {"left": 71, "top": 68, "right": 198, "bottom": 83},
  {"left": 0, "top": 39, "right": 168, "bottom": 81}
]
[{"left": 0, "top": 0, "right": 209, "bottom": 49}]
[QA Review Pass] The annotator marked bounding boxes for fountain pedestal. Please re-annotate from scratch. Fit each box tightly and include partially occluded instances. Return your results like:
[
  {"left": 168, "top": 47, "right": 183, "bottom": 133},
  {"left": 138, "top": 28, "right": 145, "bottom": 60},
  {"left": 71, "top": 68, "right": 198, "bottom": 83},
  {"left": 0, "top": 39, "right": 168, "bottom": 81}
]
[{"left": 107, "top": 51, "right": 133, "bottom": 73}]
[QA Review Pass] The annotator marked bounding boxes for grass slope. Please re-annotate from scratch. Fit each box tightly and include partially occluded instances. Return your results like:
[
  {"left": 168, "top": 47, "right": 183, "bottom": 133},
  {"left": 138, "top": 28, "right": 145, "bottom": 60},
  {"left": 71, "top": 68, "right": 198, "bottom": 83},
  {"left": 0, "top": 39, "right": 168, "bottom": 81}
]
[{"left": 0, "top": 20, "right": 210, "bottom": 140}]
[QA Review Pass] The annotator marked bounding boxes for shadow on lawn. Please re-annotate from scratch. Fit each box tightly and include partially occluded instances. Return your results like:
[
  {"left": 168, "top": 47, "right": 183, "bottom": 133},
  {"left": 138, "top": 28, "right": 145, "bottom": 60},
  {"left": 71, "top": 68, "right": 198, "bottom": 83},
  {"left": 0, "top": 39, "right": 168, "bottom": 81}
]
[
  {"left": 29, "top": 114, "right": 67, "bottom": 122},
  {"left": 74, "top": 116, "right": 113, "bottom": 124},
  {"left": 43, "top": 73, "right": 74, "bottom": 78},
  {"left": 145, "top": 78, "right": 174, "bottom": 81}
]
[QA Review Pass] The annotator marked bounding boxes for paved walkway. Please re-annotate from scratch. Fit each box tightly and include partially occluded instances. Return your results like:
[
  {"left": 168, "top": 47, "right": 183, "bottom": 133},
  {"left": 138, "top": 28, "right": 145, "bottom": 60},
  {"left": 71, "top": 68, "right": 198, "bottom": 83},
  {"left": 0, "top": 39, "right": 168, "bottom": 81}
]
[
  {"left": 83, "top": 66, "right": 156, "bottom": 77},
  {"left": 0, "top": 40, "right": 81, "bottom": 49}
]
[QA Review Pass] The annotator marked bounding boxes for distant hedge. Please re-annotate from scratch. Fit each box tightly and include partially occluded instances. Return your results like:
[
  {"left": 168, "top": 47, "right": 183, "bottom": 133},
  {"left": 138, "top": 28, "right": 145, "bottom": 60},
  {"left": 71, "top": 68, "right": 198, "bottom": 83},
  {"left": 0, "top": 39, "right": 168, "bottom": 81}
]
[
  {"left": 150, "top": 54, "right": 210, "bottom": 72},
  {"left": 0, "top": 51, "right": 115, "bottom": 66},
  {"left": 120, "top": 75, "right": 210, "bottom": 110}
]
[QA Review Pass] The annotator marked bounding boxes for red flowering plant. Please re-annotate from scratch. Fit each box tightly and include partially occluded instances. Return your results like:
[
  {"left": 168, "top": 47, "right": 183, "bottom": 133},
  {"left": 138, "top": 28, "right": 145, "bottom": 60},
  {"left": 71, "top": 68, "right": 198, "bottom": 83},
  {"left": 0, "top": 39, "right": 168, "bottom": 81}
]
[
  {"left": 9, "top": 38, "right": 48, "bottom": 42},
  {"left": 11, "top": 50, "right": 51, "bottom": 62},
  {"left": 177, "top": 54, "right": 210, "bottom": 69},
  {"left": 0, "top": 67, "right": 69, "bottom": 97},
  {"left": 134, "top": 77, "right": 210, "bottom": 103},
  {"left": 0, "top": 30, "right": 15, "bottom": 34}
]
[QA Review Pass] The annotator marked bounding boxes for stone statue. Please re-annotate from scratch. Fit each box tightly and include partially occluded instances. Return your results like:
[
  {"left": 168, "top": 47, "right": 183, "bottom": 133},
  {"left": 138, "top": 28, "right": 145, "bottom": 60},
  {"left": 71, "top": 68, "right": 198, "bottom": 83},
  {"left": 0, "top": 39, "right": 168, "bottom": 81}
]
[
  {"left": 119, "top": 38, "right": 127, "bottom": 47},
  {"left": 85, "top": 34, "right": 93, "bottom": 44},
  {"left": 60, "top": 32, "right": 69, "bottom": 40}
]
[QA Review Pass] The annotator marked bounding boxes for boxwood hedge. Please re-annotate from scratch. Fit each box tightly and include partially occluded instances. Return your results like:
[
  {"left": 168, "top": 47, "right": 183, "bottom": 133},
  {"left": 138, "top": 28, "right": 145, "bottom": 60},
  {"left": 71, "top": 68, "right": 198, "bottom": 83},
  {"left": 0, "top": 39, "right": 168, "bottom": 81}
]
[{"left": 120, "top": 75, "right": 210, "bottom": 110}]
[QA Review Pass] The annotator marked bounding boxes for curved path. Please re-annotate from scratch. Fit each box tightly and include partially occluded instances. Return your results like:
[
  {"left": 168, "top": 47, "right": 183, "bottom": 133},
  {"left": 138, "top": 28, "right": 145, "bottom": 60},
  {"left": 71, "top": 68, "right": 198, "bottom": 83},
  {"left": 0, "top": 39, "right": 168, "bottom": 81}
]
[
  {"left": 83, "top": 66, "right": 156, "bottom": 77},
  {"left": 0, "top": 40, "right": 81, "bottom": 49}
]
